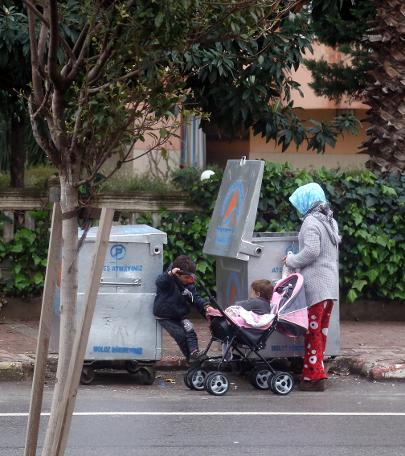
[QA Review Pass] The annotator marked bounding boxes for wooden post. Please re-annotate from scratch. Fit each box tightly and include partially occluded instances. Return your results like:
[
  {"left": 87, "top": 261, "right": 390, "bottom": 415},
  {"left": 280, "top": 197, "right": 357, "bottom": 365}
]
[
  {"left": 49, "top": 208, "right": 114, "bottom": 456},
  {"left": 24, "top": 212, "right": 36, "bottom": 231},
  {"left": 130, "top": 212, "right": 139, "bottom": 224},
  {"left": 3, "top": 210, "right": 15, "bottom": 241},
  {"left": 24, "top": 203, "right": 62, "bottom": 456},
  {"left": 151, "top": 212, "right": 161, "bottom": 227}
]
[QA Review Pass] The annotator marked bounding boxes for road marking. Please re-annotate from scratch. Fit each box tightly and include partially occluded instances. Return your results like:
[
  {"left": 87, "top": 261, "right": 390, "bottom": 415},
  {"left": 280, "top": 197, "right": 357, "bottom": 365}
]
[{"left": 1, "top": 412, "right": 405, "bottom": 417}]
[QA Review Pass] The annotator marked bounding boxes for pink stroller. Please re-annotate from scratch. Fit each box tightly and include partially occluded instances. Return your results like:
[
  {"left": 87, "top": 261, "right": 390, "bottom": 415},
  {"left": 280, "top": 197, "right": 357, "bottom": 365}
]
[{"left": 184, "top": 273, "right": 308, "bottom": 396}]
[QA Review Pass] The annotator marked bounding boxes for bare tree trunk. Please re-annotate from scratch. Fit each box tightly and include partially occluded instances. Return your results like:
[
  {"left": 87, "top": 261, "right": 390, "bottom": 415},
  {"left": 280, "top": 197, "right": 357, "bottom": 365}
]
[
  {"left": 10, "top": 117, "right": 26, "bottom": 188},
  {"left": 41, "top": 176, "right": 78, "bottom": 456}
]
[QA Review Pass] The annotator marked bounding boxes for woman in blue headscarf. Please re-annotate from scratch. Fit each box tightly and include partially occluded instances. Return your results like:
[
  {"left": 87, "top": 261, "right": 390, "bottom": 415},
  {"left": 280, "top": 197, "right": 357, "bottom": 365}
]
[{"left": 284, "top": 183, "right": 340, "bottom": 392}]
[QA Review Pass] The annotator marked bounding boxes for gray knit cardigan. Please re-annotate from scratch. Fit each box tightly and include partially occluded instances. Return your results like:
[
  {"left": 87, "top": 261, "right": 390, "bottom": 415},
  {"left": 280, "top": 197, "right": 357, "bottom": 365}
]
[{"left": 286, "top": 214, "right": 340, "bottom": 307}]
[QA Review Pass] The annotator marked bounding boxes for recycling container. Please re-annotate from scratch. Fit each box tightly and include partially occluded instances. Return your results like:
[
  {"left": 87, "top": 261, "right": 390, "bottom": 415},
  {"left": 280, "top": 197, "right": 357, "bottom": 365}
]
[{"left": 51, "top": 224, "right": 167, "bottom": 383}]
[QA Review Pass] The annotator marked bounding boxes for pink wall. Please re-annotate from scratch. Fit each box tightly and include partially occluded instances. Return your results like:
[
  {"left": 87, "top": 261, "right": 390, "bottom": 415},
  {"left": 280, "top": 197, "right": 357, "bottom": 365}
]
[
  {"left": 246, "top": 44, "right": 370, "bottom": 169},
  {"left": 250, "top": 109, "right": 368, "bottom": 156},
  {"left": 290, "top": 43, "right": 368, "bottom": 110},
  {"left": 133, "top": 125, "right": 182, "bottom": 150}
]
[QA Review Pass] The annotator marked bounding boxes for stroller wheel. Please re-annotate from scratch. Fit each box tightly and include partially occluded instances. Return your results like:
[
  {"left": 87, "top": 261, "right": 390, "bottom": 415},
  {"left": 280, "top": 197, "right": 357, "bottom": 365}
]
[
  {"left": 250, "top": 368, "right": 273, "bottom": 390},
  {"left": 183, "top": 371, "right": 192, "bottom": 389},
  {"left": 270, "top": 371, "right": 294, "bottom": 395},
  {"left": 186, "top": 368, "right": 208, "bottom": 390},
  {"left": 205, "top": 371, "right": 229, "bottom": 396}
]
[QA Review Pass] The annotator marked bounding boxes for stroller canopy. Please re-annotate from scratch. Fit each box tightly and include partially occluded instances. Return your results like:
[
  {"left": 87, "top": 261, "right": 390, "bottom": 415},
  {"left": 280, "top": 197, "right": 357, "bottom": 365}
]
[{"left": 272, "top": 273, "right": 308, "bottom": 337}]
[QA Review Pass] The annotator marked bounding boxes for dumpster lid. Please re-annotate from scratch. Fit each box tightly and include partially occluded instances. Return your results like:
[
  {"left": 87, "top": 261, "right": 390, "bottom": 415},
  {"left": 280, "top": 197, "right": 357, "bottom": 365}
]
[
  {"left": 253, "top": 232, "right": 299, "bottom": 241},
  {"left": 203, "top": 158, "right": 264, "bottom": 261},
  {"left": 80, "top": 224, "right": 167, "bottom": 244}
]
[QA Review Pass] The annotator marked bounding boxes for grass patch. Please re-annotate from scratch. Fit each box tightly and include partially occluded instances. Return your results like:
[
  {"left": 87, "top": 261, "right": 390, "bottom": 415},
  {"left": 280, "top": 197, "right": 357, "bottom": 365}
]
[
  {"left": 99, "top": 174, "right": 176, "bottom": 194},
  {"left": 0, "top": 172, "right": 9, "bottom": 189},
  {"left": 25, "top": 166, "right": 58, "bottom": 189},
  {"left": 0, "top": 166, "right": 58, "bottom": 190},
  {"left": 0, "top": 167, "right": 178, "bottom": 194}
]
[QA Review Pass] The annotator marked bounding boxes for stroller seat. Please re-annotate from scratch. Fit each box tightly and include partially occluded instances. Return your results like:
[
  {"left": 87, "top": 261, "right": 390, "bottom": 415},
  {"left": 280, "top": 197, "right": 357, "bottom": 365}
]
[
  {"left": 206, "top": 306, "right": 275, "bottom": 330},
  {"left": 235, "top": 326, "right": 270, "bottom": 346},
  {"left": 208, "top": 311, "right": 273, "bottom": 347}
]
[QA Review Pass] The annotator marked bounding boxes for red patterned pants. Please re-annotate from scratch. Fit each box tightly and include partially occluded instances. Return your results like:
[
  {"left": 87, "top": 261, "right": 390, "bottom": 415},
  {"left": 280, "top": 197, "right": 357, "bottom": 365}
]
[{"left": 302, "top": 300, "right": 334, "bottom": 381}]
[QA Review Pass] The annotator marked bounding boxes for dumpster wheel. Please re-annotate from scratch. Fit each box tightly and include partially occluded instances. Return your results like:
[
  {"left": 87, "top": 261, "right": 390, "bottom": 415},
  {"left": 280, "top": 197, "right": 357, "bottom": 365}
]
[
  {"left": 80, "top": 366, "right": 96, "bottom": 385},
  {"left": 135, "top": 366, "right": 155, "bottom": 385},
  {"left": 125, "top": 360, "right": 139, "bottom": 374}
]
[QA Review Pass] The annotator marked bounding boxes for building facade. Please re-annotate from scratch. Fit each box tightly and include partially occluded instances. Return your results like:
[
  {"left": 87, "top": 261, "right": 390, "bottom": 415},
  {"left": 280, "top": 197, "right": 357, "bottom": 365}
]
[{"left": 125, "top": 44, "right": 368, "bottom": 175}]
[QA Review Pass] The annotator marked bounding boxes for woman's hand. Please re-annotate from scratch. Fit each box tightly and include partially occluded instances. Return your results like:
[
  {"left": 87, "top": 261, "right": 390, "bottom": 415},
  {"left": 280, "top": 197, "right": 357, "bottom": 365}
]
[{"left": 283, "top": 251, "right": 293, "bottom": 265}]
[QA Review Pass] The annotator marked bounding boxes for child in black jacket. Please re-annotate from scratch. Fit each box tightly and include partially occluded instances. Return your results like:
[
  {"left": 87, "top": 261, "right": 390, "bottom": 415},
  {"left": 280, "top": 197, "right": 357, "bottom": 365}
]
[{"left": 153, "top": 255, "right": 209, "bottom": 361}]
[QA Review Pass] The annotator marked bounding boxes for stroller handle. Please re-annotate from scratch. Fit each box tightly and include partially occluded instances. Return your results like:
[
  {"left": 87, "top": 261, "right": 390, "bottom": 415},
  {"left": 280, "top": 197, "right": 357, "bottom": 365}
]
[{"left": 195, "top": 277, "right": 228, "bottom": 319}]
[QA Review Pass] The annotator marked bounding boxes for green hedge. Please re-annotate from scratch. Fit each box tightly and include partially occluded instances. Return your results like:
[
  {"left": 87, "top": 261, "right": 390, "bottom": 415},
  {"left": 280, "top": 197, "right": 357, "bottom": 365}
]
[
  {"left": 0, "top": 210, "right": 49, "bottom": 296},
  {"left": 158, "top": 163, "right": 405, "bottom": 303},
  {"left": 1, "top": 163, "right": 404, "bottom": 302}
]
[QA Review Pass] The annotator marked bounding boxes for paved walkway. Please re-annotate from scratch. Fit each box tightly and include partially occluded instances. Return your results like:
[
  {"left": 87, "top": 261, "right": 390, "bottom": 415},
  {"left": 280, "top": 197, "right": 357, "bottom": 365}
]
[{"left": 1, "top": 317, "right": 405, "bottom": 382}]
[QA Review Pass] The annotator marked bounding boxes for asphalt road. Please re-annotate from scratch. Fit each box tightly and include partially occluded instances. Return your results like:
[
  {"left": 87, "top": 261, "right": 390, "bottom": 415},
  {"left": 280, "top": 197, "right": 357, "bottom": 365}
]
[{"left": 1, "top": 371, "right": 405, "bottom": 456}]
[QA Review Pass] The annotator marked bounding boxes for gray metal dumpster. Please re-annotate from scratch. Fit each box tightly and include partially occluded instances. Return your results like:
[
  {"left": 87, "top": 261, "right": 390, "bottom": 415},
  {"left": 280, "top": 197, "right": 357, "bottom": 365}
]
[
  {"left": 203, "top": 158, "right": 339, "bottom": 357},
  {"left": 51, "top": 224, "right": 166, "bottom": 384}
]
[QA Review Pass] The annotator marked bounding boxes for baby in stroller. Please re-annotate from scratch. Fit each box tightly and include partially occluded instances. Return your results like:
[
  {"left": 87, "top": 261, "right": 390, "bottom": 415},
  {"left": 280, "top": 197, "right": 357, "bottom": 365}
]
[
  {"left": 205, "top": 279, "right": 273, "bottom": 357},
  {"left": 205, "top": 278, "right": 273, "bottom": 319},
  {"left": 184, "top": 273, "right": 307, "bottom": 396}
]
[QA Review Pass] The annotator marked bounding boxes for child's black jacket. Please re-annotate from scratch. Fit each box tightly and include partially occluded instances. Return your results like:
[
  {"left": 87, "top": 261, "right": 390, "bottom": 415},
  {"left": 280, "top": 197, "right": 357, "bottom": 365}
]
[{"left": 153, "top": 273, "right": 207, "bottom": 320}]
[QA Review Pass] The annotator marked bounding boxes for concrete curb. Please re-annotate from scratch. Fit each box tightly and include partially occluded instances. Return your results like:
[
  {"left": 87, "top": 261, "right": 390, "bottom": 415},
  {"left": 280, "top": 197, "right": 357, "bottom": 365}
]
[
  {"left": 367, "top": 363, "right": 405, "bottom": 381},
  {"left": 155, "top": 356, "right": 405, "bottom": 381},
  {"left": 2, "top": 354, "right": 405, "bottom": 382},
  {"left": 0, "top": 360, "right": 34, "bottom": 381},
  {"left": 0, "top": 355, "right": 187, "bottom": 381},
  {"left": 328, "top": 356, "right": 405, "bottom": 381}
]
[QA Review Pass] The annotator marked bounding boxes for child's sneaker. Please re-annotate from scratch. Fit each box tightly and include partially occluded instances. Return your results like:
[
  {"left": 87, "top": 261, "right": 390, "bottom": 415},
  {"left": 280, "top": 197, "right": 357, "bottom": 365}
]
[{"left": 189, "top": 349, "right": 207, "bottom": 362}]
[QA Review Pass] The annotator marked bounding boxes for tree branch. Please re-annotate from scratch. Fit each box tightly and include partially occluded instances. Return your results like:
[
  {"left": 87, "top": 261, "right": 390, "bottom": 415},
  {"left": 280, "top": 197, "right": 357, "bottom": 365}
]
[
  {"left": 73, "top": 24, "right": 90, "bottom": 57},
  {"left": 37, "top": 17, "right": 48, "bottom": 74},
  {"left": 32, "top": 87, "right": 51, "bottom": 119},
  {"left": 69, "top": 88, "right": 87, "bottom": 155},
  {"left": 87, "top": 67, "right": 139, "bottom": 93},
  {"left": 65, "top": 23, "right": 99, "bottom": 83},
  {"left": 86, "top": 2, "right": 134, "bottom": 86},
  {"left": 47, "top": 0, "right": 65, "bottom": 90},
  {"left": 61, "top": 24, "right": 90, "bottom": 77},
  {"left": 27, "top": 6, "right": 44, "bottom": 107},
  {"left": 28, "top": 95, "right": 60, "bottom": 166},
  {"left": 122, "top": 139, "right": 170, "bottom": 164},
  {"left": 87, "top": 43, "right": 116, "bottom": 85},
  {"left": 23, "top": 0, "right": 76, "bottom": 64},
  {"left": 75, "top": 103, "right": 145, "bottom": 187}
]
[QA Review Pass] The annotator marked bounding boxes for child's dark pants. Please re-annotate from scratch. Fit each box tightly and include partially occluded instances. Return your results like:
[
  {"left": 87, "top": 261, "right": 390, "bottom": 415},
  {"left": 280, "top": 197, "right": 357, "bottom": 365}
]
[{"left": 158, "top": 319, "right": 199, "bottom": 358}]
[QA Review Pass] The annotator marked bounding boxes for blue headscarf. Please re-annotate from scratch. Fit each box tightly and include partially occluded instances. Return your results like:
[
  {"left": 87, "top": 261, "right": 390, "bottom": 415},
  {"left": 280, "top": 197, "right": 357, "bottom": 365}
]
[{"left": 289, "top": 183, "right": 326, "bottom": 216}]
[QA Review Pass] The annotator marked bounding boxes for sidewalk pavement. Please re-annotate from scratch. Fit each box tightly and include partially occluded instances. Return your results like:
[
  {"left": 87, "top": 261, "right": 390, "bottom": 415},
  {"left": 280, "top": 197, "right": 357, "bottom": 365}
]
[{"left": 1, "top": 318, "right": 405, "bottom": 382}]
